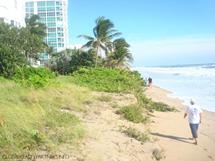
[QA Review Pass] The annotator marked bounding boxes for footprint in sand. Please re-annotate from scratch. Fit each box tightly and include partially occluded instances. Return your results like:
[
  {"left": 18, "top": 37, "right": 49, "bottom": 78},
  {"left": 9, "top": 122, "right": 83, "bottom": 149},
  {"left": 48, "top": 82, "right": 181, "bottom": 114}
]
[{"left": 208, "top": 155, "right": 214, "bottom": 160}]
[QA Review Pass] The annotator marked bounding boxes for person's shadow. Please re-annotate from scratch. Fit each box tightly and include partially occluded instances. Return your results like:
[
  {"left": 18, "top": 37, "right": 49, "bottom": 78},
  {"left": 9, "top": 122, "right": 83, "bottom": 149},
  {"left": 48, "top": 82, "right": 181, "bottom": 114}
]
[{"left": 151, "top": 132, "right": 193, "bottom": 144}]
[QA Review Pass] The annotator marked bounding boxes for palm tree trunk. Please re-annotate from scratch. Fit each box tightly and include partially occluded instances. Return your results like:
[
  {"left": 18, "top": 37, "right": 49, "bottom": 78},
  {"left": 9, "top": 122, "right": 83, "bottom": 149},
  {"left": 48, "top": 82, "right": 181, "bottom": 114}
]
[{"left": 95, "top": 46, "right": 99, "bottom": 67}]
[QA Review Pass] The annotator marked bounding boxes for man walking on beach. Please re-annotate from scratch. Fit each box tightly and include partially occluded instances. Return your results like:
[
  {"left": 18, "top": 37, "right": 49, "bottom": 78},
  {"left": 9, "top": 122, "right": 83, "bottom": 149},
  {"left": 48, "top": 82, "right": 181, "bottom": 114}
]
[{"left": 184, "top": 99, "right": 202, "bottom": 145}]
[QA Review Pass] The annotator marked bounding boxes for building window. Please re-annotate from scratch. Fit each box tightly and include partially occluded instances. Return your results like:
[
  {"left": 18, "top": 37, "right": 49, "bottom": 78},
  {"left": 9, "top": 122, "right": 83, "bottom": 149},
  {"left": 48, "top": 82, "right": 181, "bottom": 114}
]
[
  {"left": 37, "top": 1, "right": 46, "bottom": 7},
  {"left": 48, "top": 33, "right": 56, "bottom": 37},
  {"left": 47, "top": 1, "right": 55, "bottom": 6},
  {"left": 58, "top": 33, "right": 64, "bottom": 37},
  {"left": 47, "top": 17, "right": 55, "bottom": 22},
  {"left": 48, "top": 28, "right": 56, "bottom": 32},
  {"left": 26, "top": 2, "right": 34, "bottom": 7},
  {"left": 47, "top": 22, "right": 56, "bottom": 27},
  {"left": 58, "top": 43, "right": 64, "bottom": 47},
  {"left": 57, "top": 17, "right": 63, "bottom": 21},
  {"left": 38, "top": 7, "right": 46, "bottom": 12},
  {"left": 38, "top": 13, "right": 46, "bottom": 17},
  {"left": 11, "top": 20, "right": 15, "bottom": 26},
  {"left": 47, "top": 7, "right": 55, "bottom": 11},
  {"left": 56, "top": 2, "right": 62, "bottom": 6},
  {"left": 57, "top": 27, "right": 63, "bottom": 31},
  {"left": 47, "top": 12, "right": 55, "bottom": 16}
]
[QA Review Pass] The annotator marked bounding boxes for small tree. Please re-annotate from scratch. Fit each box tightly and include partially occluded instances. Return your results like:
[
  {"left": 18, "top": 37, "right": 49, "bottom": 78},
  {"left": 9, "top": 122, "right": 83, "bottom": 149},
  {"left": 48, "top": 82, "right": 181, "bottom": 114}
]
[
  {"left": 50, "top": 49, "right": 73, "bottom": 74},
  {"left": 79, "top": 17, "right": 133, "bottom": 69},
  {"left": 0, "top": 22, "right": 26, "bottom": 78},
  {"left": 106, "top": 38, "right": 133, "bottom": 69},
  {"left": 79, "top": 17, "right": 121, "bottom": 66},
  {"left": 50, "top": 49, "right": 95, "bottom": 74},
  {"left": 70, "top": 49, "right": 96, "bottom": 72},
  {"left": 20, "top": 15, "right": 47, "bottom": 61}
]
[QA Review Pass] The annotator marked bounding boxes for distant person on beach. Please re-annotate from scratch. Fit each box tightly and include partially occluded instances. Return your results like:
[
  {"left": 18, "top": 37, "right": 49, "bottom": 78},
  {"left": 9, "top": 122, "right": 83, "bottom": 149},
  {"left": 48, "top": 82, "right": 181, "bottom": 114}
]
[
  {"left": 148, "top": 77, "right": 152, "bottom": 87},
  {"left": 184, "top": 99, "right": 202, "bottom": 145}
]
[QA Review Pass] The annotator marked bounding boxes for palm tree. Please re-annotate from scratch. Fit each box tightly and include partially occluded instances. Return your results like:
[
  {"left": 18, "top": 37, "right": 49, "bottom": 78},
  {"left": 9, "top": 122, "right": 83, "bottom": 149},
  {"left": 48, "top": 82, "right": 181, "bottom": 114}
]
[
  {"left": 106, "top": 38, "right": 133, "bottom": 69},
  {"left": 25, "top": 15, "right": 46, "bottom": 38},
  {"left": 79, "top": 16, "right": 121, "bottom": 65},
  {"left": 21, "top": 15, "right": 47, "bottom": 60}
]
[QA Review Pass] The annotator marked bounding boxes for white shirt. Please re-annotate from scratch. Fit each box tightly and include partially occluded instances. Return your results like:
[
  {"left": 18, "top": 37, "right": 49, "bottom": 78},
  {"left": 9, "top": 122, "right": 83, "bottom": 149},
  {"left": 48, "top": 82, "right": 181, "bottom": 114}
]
[{"left": 186, "top": 105, "right": 203, "bottom": 124}]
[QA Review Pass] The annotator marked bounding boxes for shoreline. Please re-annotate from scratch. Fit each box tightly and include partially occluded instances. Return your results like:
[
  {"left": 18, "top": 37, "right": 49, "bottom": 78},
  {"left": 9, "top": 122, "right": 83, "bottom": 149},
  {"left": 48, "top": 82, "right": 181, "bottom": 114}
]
[
  {"left": 151, "top": 84, "right": 215, "bottom": 113},
  {"left": 145, "top": 85, "right": 215, "bottom": 161}
]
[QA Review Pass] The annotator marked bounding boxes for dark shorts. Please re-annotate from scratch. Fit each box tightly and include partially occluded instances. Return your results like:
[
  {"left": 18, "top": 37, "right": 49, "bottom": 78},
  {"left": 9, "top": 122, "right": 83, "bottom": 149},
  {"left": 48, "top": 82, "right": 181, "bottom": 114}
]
[{"left": 189, "top": 123, "right": 199, "bottom": 138}]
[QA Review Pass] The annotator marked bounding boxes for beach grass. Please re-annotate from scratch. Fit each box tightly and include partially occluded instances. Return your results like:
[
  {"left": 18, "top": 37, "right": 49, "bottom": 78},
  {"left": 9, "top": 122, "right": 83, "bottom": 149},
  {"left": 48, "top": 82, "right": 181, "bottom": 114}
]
[
  {"left": 0, "top": 76, "right": 89, "bottom": 157},
  {"left": 135, "top": 89, "right": 177, "bottom": 112},
  {"left": 122, "top": 127, "right": 150, "bottom": 143},
  {"left": 116, "top": 105, "right": 149, "bottom": 123}
]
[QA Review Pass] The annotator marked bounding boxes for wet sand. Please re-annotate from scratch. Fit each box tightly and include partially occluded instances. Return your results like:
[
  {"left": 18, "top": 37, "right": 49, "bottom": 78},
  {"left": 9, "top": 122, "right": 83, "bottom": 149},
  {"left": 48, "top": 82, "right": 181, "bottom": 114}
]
[{"left": 145, "top": 85, "right": 215, "bottom": 161}]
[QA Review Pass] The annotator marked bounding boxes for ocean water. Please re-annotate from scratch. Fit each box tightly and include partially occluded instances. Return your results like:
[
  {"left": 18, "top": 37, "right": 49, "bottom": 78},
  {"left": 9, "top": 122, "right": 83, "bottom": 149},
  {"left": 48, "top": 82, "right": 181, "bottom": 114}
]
[{"left": 135, "top": 63, "right": 215, "bottom": 112}]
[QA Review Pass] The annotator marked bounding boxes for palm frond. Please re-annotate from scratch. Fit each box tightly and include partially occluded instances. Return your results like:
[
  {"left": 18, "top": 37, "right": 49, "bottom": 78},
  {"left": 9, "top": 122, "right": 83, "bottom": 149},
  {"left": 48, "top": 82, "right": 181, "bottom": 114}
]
[
  {"left": 82, "top": 40, "right": 94, "bottom": 49},
  {"left": 78, "top": 35, "right": 94, "bottom": 41}
]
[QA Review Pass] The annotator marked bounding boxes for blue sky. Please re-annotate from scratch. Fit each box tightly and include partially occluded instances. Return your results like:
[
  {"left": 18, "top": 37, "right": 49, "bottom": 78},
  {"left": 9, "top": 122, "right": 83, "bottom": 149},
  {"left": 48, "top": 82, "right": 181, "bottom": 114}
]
[{"left": 68, "top": 0, "right": 215, "bottom": 67}]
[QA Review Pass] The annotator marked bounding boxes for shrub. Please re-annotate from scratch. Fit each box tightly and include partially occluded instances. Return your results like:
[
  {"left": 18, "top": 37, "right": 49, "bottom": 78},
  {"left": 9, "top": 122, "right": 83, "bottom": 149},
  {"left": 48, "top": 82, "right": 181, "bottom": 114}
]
[
  {"left": 71, "top": 67, "right": 145, "bottom": 93},
  {"left": 135, "top": 90, "right": 177, "bottom": 112},
  {"left": 150, "top": 102, "right": 178, "bottom": 112},
  {"left": 13, "top": 67, "right": 56, "bottom": 88},
  {"left": 50, "top": 49, "right": 95, "bottom": 74},
  {"left": 152, "top": 148, "right": 166, "bottom": 161},
  {"left": 117, "top": 105, "right": 149, "bottom": 123},
  {"left": 0, "top": 45, "right": 26, "bottom": 78},
  {"left": 122, "top": 127, "right": 150, "bottom": 143}
]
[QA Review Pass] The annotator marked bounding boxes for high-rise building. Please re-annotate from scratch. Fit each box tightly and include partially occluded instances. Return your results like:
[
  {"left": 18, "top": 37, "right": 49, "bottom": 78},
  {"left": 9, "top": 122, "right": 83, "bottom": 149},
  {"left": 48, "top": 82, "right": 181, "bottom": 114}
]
[
  {"left": 0, "top": 0, "right": 25, "bottom": 27},
  {"left": 25, "top": 0, "right": 69, "bottom": 61}
]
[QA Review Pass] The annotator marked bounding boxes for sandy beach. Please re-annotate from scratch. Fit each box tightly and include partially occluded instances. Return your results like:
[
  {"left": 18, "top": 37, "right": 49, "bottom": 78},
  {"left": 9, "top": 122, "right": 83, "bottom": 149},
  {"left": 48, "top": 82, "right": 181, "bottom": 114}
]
[
  {"left": 145, "top": 86, "right": 215, "bottom": 161},
  {"left": 34, "top": 86, "right": 215, "bottom": 161}
]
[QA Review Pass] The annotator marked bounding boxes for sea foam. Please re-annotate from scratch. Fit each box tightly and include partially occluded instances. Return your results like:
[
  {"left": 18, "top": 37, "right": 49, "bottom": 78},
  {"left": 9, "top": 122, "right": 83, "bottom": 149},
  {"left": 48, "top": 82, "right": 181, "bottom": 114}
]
[{"left": 135, "top": 63, "right": 215, "bottom": 112}]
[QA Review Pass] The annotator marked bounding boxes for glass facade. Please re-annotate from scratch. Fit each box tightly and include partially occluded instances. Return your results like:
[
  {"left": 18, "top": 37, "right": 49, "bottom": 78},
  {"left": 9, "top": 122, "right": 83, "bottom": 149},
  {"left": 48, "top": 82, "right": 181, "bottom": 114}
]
[{"left": 25, "top": 0, "right": 68, "bottom": 62}]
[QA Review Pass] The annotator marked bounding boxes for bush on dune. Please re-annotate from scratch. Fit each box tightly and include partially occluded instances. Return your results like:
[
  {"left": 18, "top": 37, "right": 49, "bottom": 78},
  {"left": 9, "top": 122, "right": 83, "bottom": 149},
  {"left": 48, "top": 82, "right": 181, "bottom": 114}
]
[
  {"left": 13, "top": 67, "right": 56, "bottom": 88},
  {"left": 71, "top": 67, "right": 145, "bottom": 93},
  {"left": 122, "top": 127, "right": 150, "bottom": 143},
  {"left": 116, "top": 105, "right": 149, "bottom": 123},
  {"left": 0, "top": 77, "right": 87, "bottom": 156},
  {"left": 135, "top": 90, "right": 177, "bottom": 112},
  {"left": 71, "top": 67, "right": 175, "bottom": 112}
]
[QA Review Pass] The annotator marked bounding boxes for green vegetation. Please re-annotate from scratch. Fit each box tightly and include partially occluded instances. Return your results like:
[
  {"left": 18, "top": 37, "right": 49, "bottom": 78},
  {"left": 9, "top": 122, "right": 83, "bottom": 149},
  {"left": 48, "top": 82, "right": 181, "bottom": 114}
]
[
  {"left": 150, "top": 101, "right": 178, "bottom": 112},
  {"left": 106, "top": 38, "right": 133, "bottom": 68},
  {"left": 13, "top": 67, "right": 56, "bottom": 88},
  {"left": 152, "top": 148, "right": 166, "bottom": 161},
  {"left": 71, "top": 67, "right": 145, "bottom": 92},
  {"left": 0, "top": 15, "right": 177, "bottom": 159},
  {"left": 21, "top": 15, "right": 48, "bottom": 60},
  {"left": 50, "top": 49, "right": 95, "bottom": 75},
  {"left": 122, "top": 127, "right": 150, "bottom": 143},
  {"left": 0, "top": 77, "right": 89, "bottom": 157},
  {"left": 78, "top": 17, "right": 132, "bottom": 68},
  {"left": 116, "top": 105, "right": 149, "bottom": 123},
  {"left": 135, "top": 91, "right": 177, "bottom": 112},
  {"left": 0, "top": 15, "right": 48, "bottom": 78},
  {"left": 79, "top": 16, "right": 122, "bottom": 67},
  {"left": 0, "top": 23, "right": 26, "bottom": 78},
  {"left": 51, "top": 17, "right": 133, "bottom": 75}
]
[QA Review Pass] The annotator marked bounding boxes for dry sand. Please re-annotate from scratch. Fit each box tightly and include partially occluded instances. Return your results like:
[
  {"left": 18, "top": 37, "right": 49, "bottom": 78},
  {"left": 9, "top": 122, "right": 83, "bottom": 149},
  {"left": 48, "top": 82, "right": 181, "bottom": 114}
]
[
  {"left": 145, "top": 85, "right": 215, "bottom": 161},
  {"left": 37, "top": 87, "right": 215, "bottom": 161}
]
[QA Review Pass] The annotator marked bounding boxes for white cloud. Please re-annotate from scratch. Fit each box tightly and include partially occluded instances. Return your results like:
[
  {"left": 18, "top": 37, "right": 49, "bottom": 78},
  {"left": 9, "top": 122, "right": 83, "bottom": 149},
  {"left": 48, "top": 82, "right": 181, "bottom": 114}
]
[{"left": 130, "top": 36, "right": 215, "bottom": 66}]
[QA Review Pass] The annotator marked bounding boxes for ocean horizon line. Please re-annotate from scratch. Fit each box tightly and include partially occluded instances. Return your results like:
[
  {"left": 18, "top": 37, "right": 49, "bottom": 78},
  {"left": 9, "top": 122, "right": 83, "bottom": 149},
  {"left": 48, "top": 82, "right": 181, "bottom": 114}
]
[{"left": 133, "top": 62, "right": 215, "bottom": 68}]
